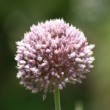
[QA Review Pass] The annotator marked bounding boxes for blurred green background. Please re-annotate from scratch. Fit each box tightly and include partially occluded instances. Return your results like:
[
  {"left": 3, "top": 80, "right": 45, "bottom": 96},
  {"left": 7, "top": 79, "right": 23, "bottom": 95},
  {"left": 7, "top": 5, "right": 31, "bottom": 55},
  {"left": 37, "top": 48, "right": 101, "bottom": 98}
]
[{"left": 0, "top": 0, "right": 110, "bottom": 110}]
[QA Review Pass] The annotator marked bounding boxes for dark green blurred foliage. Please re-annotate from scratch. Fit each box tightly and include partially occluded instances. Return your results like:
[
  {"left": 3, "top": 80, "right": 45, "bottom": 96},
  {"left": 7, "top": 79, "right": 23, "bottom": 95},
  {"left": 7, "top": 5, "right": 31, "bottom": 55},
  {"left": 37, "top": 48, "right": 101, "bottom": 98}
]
[{"left": 0, "top": 0, "right": 110, "bottom": 110}]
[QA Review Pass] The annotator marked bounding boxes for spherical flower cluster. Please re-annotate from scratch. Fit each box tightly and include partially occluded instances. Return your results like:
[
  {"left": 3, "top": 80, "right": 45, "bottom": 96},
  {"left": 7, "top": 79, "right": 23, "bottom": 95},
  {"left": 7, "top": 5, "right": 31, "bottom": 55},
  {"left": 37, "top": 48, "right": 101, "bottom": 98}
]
[{"left": 15, "top": 19, "right": 95, "bottom": 97}]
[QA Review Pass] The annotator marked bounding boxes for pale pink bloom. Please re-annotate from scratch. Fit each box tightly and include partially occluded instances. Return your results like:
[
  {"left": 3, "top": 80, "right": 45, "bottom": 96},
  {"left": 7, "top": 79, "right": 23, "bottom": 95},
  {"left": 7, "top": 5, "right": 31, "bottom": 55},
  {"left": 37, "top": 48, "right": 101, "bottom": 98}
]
[{"left": 15, "top": 19, "right": 95, "bottom": 98}]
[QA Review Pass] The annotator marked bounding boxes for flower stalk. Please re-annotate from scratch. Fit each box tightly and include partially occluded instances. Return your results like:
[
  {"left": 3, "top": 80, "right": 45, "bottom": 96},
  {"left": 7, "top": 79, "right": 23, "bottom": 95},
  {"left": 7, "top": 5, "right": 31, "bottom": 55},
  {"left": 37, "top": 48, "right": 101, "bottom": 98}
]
[{"left": 54, "top": 88, "right": 61, "bottom": 110}]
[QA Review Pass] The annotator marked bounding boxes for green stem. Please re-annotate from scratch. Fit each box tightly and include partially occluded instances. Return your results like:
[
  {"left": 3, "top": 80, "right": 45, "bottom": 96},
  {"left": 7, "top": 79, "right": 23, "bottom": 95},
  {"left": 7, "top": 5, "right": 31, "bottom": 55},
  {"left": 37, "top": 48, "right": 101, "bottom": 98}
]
[{"left": 54, "top": 88, "right": 61, "bottom": 110}]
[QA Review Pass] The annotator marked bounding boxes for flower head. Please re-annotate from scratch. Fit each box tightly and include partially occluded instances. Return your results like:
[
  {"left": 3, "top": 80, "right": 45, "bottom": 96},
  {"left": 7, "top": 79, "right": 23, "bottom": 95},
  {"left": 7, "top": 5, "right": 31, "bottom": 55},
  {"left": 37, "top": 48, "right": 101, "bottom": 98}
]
[{"left": 15, "top": 19, "right": 95, "bottom": 98}]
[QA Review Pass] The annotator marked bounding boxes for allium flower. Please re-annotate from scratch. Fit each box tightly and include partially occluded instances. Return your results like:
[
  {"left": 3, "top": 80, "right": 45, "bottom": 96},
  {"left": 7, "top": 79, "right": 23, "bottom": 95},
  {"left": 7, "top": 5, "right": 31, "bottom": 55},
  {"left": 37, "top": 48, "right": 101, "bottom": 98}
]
[{"left": 15, "top": 19, "right": 95, "bottom": 98}]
